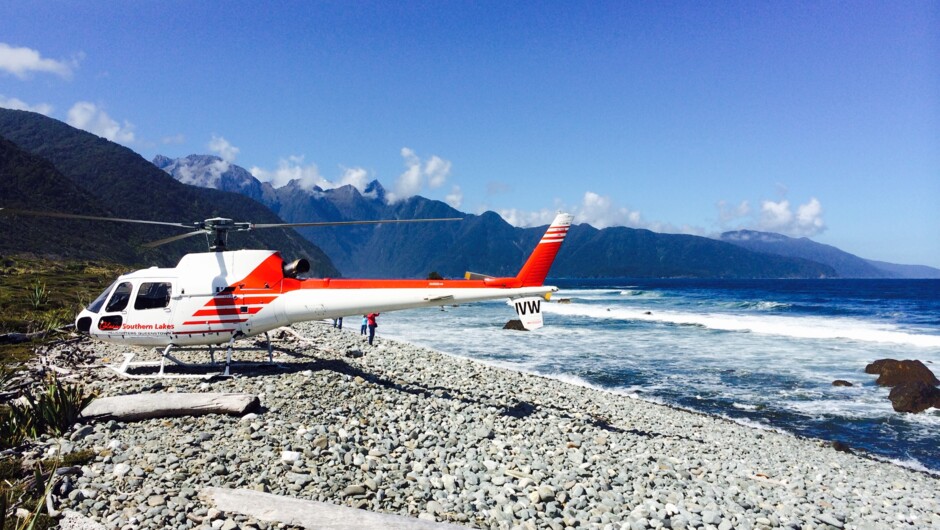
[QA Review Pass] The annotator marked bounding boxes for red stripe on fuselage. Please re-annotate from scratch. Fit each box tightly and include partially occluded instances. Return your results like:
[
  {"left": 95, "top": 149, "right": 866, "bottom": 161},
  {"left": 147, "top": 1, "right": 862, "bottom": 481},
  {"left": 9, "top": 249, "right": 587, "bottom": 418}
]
[
  {"left": 182, "top": 319, "right": 248, "bottom": 326},
  {"left": 172, "top": 328, "right": 236, "bottom": 335},
  {"left": 204, "top": 295, "right": 278, "bottom": 307},
  {"left": 193, "top": 307, "right": 263, "bottom": 317},
  {"left": 289, "top": 278, "right": 520, "bottom": 290}
]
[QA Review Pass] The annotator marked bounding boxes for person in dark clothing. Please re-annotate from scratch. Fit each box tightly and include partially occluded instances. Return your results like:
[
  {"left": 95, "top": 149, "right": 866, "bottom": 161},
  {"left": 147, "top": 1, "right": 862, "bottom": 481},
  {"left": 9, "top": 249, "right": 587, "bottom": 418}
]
[{"left": 367, "top": 312, "right": 380, "bottom": 345}]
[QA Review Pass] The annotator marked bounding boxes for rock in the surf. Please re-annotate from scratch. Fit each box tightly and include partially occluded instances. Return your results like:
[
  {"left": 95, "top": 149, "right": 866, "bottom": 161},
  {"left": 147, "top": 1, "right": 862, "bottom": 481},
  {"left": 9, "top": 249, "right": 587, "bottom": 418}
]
[
  {"left": 864, "top": 359, "right": 939, "bottom": 387},
  {"left": 888, "top": 382, "right": 940, "bottom": 413},
  {"left": 503, "top": 319, "right": 528, "bottom": 331},
  {"left": 831, "top": 441, "right": 853, "bottom": 453},
  {"left": 832, "top": 380, "right": 853, "bottom": 387}
]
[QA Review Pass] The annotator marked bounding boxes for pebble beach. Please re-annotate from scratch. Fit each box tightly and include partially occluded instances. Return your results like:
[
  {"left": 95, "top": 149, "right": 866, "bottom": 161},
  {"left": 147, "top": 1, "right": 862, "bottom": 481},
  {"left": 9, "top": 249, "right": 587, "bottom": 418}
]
[{"left": 27, "top": 322, "right": 940, "bottom": 529}]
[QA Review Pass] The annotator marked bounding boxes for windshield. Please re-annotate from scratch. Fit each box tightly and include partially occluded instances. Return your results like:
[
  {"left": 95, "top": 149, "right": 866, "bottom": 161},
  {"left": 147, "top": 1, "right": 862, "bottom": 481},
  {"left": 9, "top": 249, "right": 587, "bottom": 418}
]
[
  {"left": 105, "top": 282, "right": 133, "bottom": 313},
  {"left": 87, "top": 280, "right": 119, "bottom": 314}
]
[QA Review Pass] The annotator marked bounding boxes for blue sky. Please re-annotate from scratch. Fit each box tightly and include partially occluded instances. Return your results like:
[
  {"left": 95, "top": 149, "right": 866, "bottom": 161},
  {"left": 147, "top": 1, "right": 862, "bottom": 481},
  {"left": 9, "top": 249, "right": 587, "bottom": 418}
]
[{"left": 2, "top": 1, "right": 938, "bottom": 266}]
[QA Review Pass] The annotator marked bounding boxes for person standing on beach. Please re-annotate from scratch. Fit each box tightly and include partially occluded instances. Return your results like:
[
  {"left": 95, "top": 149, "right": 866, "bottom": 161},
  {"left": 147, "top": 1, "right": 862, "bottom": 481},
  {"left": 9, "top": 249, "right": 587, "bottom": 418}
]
[
  {"left": 360, "top": 315, "right": 368, "bottom": 335},
  {"left": 367, "top": 312, "right": 379, "bottom": 345}
]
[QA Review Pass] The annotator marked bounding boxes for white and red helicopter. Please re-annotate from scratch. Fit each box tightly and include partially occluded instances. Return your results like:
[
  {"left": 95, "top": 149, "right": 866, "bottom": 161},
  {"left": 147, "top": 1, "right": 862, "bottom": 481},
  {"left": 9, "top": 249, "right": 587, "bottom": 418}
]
[{"left": 2, "top": 208, "right": 573, "bottom": 377}]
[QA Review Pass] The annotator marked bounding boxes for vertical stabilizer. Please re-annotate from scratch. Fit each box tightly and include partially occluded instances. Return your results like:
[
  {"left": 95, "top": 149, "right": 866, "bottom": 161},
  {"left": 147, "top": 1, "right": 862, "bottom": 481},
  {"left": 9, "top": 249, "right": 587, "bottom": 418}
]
[{"left": 515, "top": 213, "right": 573, "bottom": 287}]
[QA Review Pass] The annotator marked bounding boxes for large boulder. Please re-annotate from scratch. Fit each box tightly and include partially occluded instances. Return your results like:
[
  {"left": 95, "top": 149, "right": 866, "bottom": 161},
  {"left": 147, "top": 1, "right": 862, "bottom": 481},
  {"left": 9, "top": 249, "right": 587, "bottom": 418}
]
[
  {"left": 864, "top": 359, "right": 939, "bottom": 387},
  {"left": 888, "top": 382, "right": 940, "bottom": 413}
]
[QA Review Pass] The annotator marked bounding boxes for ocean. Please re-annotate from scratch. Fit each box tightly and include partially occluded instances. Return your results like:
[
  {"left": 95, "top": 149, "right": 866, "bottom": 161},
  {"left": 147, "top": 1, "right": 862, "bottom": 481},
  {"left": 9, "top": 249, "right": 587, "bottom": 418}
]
[{"left": 378, "top": 279, "right": 940, "bottom": 473}]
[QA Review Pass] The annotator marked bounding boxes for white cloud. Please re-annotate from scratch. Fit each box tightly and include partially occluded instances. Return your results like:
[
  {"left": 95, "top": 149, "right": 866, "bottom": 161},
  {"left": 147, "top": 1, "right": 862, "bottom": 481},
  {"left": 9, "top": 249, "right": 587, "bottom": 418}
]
[
  {"left": 425, "top": 155, "right": 451, "bottom": 188},
  {"left": 161, "top": 133, "right": 185, "bottom": 145},
  {"left": 445, "top": 185, "right": 463, "bottom": 208},
  {"left": 499, "top": 192, "right": 644, "bottom": 229},
  {"left": 250, "top": 155, "right": 372, "bottom": 192},
  {"left": 0, "top": 94, "right": 53, "bottom": 115},
  {"left": 386, "top": 148, "right": 454, "bottom": 203},
  {"left": 66, "top": 101, "right": 135, "bottom": 144},
  {"left": 338, "top": 166, "right": 370, "bottom": 190},
  {"left": 716, "top": 192, "right": 826, "bottom": 238},
  {"left": 760, "top": 199, "right": 792, "bottom": 228},
  {"left": 208, "top": 135, "right": 239, "bottom": 162},
  {"left": 758, "top": 197, "right": 825, "bottom": 236},
  {"left": 203, "top": 135, "right": 240, "bottom": 182},
  {"left": 796, "top": 198, "right": 825, "bottom": 233},
  {"left": 497, "top": 191, "right": 705, "bottom": 235},
  {"left": 250, "top": 156, "right": 321, "bottom": 189},
  {"left": 577, "top": 191, "right": 642, "bottom": 229},
  {"left": 499, "top": 207, "right": 559, "bottom": 228},
  {"left": 391, "top": 148, "right": 423, "bottom": 200},
  {"left": 0, "top": 43, "right": 79, "bottom": 79}
]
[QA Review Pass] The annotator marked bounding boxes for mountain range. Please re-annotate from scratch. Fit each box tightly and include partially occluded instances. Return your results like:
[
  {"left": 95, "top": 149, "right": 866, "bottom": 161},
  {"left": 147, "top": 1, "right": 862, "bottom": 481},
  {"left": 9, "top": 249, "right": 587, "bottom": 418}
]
[
  {"left": 719, "top": 230, "right": 940, "bottom": 279},
  {"left": 146, "top": 155, "right": 870, "bottom": 279},
  {"left": 0, "top": 109, "right": 338, "bottom": 276},
  {"left": 156, "top": 153, "right": 940, "bottom": 279},
  {"left": 1, "top": 108, "right": 933, "bottom": 280}
]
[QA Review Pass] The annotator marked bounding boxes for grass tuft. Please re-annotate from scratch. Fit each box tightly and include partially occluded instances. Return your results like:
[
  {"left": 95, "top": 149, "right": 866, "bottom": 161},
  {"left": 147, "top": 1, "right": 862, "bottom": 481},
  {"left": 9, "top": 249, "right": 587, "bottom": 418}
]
[{"left": 0, "top": 376, "right": 97, "bottom": 449}]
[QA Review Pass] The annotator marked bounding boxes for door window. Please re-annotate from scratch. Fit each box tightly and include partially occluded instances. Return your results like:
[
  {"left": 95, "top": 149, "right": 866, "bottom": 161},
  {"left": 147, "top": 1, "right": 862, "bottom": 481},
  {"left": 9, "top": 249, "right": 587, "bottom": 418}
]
[{"left": 134, "top": 282, "right": 172, "bottom": 310}]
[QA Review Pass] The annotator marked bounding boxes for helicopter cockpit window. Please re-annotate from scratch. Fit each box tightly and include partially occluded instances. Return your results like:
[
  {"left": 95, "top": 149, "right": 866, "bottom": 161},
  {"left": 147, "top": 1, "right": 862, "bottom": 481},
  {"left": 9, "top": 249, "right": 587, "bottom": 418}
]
[
  {"left": 134, "top": 282, "right": 172, "bottom": 310},
  {"left": 104, "top": 282, "right": 133, "bottom": 313},
  {"left": 87, "top": 280, "right": 119, "bottom": 314}
]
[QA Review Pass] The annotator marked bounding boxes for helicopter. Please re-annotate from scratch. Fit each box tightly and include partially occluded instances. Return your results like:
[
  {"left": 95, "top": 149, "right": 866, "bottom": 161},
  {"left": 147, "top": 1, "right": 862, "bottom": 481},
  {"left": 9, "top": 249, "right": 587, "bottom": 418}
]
[{"left": 1, "top": 208, "right": 573, "bottom": 377}]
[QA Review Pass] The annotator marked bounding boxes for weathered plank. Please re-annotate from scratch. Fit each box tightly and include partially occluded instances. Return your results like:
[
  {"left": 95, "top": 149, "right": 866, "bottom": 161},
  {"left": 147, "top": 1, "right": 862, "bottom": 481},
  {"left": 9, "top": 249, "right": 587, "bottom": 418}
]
[
  {"left": 198, "top": 487, "right": 467, "bottom": 529},
  {"left": 79, "top": 393, "right": 259, "bottom": 422}
]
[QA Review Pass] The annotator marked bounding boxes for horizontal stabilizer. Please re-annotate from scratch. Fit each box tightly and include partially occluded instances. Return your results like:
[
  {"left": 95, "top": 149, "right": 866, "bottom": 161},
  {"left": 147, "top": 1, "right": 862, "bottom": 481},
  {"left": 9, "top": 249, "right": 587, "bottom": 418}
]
[{"left": 464, "top": 271, "right": 493, "bottom": 280}]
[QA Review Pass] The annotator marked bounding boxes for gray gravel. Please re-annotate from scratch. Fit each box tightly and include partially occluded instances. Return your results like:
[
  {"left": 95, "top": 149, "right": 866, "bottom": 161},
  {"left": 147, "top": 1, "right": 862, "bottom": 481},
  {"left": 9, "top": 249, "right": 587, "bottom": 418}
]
[{"left": 27, "top": 322, "right": 940, "bottom": 529}]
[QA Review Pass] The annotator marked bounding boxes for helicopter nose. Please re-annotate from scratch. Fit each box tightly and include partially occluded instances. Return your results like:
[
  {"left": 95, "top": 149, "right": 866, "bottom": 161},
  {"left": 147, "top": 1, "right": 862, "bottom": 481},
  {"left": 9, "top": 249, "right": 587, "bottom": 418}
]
[{"left": 76, "top": 311, "right": 92, "bottom": 334}]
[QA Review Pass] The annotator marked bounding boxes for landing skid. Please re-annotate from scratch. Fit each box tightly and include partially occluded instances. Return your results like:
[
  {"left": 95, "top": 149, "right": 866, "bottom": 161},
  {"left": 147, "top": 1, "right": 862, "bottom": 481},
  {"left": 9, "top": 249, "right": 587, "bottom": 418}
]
[{"left": 106, "top": 332, "right": 277, "bottom": 379}]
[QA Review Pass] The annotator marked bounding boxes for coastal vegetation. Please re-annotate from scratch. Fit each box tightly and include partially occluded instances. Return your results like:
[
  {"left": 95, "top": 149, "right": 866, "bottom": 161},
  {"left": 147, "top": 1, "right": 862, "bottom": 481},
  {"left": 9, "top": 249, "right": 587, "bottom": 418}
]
[
  {"left": 0, "top": 374, "right": 96, "bottom": 450},
  {"left": 0, "top": 256, "right": 110, "bottom": 529},
  {"left": 0, "top": 256, "right": 124, "bottom": 353},
  {"left": 0, "top": 449, "right": 96, "bottom": 530}
]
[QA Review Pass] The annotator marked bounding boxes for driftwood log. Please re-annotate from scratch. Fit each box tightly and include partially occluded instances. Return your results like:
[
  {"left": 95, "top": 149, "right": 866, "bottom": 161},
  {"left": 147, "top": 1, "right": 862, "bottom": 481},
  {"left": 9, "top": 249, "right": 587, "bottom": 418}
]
[
  {"left": 79, "top": 393, "right": 260, "bottom": 422},
  {"left": 198, "top": 487, "right": 465, "bottom": 529}
]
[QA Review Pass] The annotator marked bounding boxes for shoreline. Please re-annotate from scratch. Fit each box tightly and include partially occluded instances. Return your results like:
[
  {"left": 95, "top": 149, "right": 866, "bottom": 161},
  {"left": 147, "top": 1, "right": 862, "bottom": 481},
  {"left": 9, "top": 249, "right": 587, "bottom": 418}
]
[
  {"left": 383, "top": 336, "right": 940, "bottom": 478},
  {"left": 23, "top": 322, "right": 940, "bottom": 528}
]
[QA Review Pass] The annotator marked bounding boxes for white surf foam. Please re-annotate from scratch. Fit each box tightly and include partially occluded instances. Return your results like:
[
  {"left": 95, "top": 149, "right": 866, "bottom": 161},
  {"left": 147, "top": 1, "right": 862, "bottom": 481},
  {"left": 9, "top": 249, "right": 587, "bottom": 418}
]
[{"left": 543, "top": 303, "right": 940, "bottom": 348}]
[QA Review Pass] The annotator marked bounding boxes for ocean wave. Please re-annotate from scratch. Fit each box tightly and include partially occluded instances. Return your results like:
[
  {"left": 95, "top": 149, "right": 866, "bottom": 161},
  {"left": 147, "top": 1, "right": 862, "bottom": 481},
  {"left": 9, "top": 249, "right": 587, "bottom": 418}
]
[
  {"left": 543, "top": 303, "right": 940, "bottom": 348},
  {"left": 877, "top": 456, "right": 931, "bottom": 474},
  {"left": 730, "top": 300, "right": 792, "bottom": 311},
  {"left": 619, "top": 289, "right": 662, "bottom": 298}
]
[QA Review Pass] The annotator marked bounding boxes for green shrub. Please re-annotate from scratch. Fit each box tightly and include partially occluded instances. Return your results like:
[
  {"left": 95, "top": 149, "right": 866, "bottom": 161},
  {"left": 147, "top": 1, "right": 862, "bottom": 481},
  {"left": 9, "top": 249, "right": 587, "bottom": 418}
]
[
  {"left": 26, "top": 282, "right": 48, "bottom": 310},
  {"left": 0, "top": 376, "right": 96, "bottom": 450}
]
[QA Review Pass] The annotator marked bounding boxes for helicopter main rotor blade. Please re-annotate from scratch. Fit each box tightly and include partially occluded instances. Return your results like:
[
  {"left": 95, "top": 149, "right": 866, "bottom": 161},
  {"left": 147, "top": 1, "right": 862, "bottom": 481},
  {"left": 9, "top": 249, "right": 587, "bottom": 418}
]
[
  {"left": 142, "top": 230, "right": 207, "bottom": 248},
  {"left": 0, "top": 208, "right": 191, "bottom": 229},
  {"left": 251, "top": 217, "right": 463, "bottom": 229}
]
